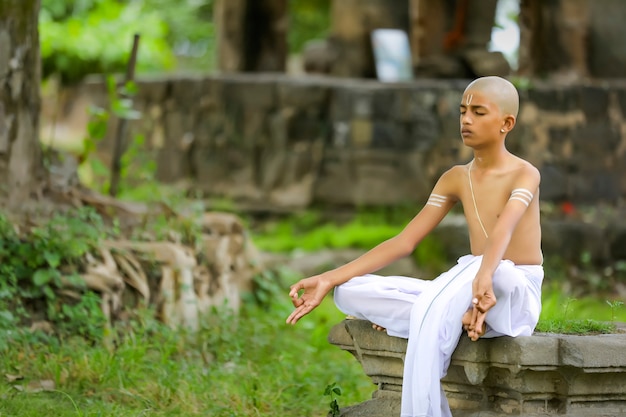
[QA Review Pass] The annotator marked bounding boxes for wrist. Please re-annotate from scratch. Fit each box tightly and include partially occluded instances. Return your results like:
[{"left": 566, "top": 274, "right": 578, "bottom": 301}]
[
  {"left": 320, "top": 271, "right": 342, "bottom": 289},
  {"left": 474, "top": 271, "right": 493, "bottom": 281}
]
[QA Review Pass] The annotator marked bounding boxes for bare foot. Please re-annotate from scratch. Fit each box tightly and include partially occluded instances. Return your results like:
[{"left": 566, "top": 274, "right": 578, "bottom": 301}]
[
  {"left": 462, "top": 309, "right": 472, "bottom": 331},
  {"left": 371, "top": 323, "right": 386, "bottom": 332}
]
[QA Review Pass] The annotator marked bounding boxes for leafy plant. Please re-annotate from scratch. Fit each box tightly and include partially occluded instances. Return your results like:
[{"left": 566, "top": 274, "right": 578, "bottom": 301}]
[
  {"left": 324, "top": 382, "right": 342, "bottom": 417},
  {"left": 0, "top": 207, "right": 107, "bottom": 341},
  {"left": 606, "top": 300, "right": 624, "bottom": 323},
  {"left": 537, "top": 292, "right": 619, "bottom": 335},
  {"left": 79, "top": 75, "right": 157, "bottom": 197}
]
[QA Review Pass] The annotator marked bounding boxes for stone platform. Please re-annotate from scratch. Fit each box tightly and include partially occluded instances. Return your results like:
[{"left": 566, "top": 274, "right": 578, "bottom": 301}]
[{"left": 328, "top": 319, "right": 626, "bottom": 417}]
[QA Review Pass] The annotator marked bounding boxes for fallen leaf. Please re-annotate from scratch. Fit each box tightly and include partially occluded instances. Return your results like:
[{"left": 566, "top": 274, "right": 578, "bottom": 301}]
[
  {"left": 26, "top": 379, "right": 56, "bottom": 393},
  {"left": 5, "top": 374, "right": 23, "bottom": 383}
]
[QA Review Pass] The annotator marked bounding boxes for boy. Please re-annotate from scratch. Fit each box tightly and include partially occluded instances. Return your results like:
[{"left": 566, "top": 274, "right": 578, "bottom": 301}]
[{"left": 286, "top": 76, "right": 543, "bottom": 417}]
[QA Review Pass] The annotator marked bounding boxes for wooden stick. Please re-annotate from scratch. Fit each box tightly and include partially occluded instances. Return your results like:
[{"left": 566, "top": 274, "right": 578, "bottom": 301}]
[{"left": 109, "top": 33, "right": 140, "bottom": 197}]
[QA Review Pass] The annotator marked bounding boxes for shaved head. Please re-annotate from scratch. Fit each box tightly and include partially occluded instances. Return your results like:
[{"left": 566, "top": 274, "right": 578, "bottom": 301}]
[{"left": 463, "top": 76, "right": 519, "bottom": 118}]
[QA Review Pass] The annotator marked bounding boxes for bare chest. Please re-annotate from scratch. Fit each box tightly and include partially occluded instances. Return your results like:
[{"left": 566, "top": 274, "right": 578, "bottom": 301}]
[{"left": 462, "top": 169, "right": 514, "bottom": 229}]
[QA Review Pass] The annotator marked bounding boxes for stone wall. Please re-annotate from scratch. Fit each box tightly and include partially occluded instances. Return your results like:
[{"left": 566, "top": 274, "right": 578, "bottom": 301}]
[{"left": 43, "top": 74, "right": 626, "bottom": 207}]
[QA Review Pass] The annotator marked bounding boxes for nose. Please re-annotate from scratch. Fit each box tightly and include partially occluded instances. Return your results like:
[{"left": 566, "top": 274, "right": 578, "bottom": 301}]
[{"left": 461, "top": 112, "right": 472, "bottom": 125}]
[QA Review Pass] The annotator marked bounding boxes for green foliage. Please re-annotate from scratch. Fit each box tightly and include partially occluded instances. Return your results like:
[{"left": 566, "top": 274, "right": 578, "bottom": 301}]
[
  {"left": 40, "top": 0, "right": 176, "bottom": 83},
  {"left": 541, "top": 251, "right": 626, "bottom": 296},
  {"left": 40, "top": 0, "right": 217, "bottom": 83},
  {"left": 252, "top": 209, "right": 405, "bottom": 253},
  {"left": 535, "top": 318, "right": 615, "bottom": 335},
  {"left": 252, "top": 207, "right": 449, "bottom": 275},
  {"left": 607, "top": 300, "right": 625, "bottom": 323},
  {"left": 0, "top": 269, "right": 373, "bottom": 416},
  {"left": 412, "top": 235, "right": 447, "bottom": 273},
  {"left": 79, "top": 75, "right": 158, "bottom": 197},
  {"left": 0, "top": 208, "right": 107, "bottom": 340},
  {"left": 247, "top": 268, "right": 288, "bottom": 308},
  {"left": 38, "top": 0, "right": 335, "bottom": 82},
  {"left": 324, "top": 382, "right": 342, "bottom": 417},
  {"left": 288, "top": 0, "right": 331, "bottom": 53},
  {"left": 144, "top": 0, "right": 216, "bottom": 70},
  {"left": 536, "top": 286, "right": 626, "bottom": 335}
]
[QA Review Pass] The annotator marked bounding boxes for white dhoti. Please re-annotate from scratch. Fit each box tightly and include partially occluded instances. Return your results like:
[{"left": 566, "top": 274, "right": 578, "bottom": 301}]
[{"left": 333, "top": 255, "right": 544, "bottom": 417}]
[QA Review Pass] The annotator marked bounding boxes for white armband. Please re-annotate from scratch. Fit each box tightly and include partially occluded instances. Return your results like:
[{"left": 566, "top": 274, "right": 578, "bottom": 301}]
[
  {"left": 509, "top": 188, "right": 534, "bottom": 207},
  {"left": 426, "top": 193, "right": 447, "bottom": 208}
]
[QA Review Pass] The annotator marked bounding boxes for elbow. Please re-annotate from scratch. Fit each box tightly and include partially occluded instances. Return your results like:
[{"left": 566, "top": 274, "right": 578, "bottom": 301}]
[{"left": 389, "top": 235, "right": 416, "bottom": 258}]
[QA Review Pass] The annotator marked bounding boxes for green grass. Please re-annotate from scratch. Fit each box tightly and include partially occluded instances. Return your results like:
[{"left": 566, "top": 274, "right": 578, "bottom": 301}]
[
  {"left": 0, "top": 282, "right": 373, "bottom": 417},
  {"left": 251, "top": 209, "right": 406, "bottom": 253},
  {"left": 2, "top": 277, "right": 625, "bottom": 417},
  {"left": 537, "top": 284, "right": 626, "bottom": 334}
]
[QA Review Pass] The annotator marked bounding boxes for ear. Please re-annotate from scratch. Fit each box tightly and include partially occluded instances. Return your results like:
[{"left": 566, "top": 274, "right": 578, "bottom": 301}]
[{"left": 501, "top": 114, "right": 516, "bottom": 133}]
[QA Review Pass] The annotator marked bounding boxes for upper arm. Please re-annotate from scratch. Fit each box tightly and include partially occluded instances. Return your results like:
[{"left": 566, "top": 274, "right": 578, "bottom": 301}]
[
  {"left": 396, "top": 168, "right": 460, "bottom": 249},
  {"left": 493, "top": 165, "right": 541, "bottom": 235}
]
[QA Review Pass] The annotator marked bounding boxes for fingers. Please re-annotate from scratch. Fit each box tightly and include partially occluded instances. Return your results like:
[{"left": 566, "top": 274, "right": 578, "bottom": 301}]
[
  {"left": 469, "top": 304, "right": 478, "bottom": 330},
  {"left": 467, "top": 293, "right": 497, "bottom": 341},
  {"left": 471, "top": 310, "right": 487, "bottom": 341},
  {"left": 286, "top": 303, "right": 313, "bottom": 325},
  {"left": 288, "top": 283, "right": 302, "bottom": 299},
  {"left": 289, "top": 282, "right": 304, "bottom": 308}
]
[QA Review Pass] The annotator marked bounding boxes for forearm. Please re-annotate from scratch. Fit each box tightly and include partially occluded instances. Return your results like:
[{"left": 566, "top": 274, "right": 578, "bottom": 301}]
[
  {"left": 475, "top": 228, "right": 512, "bottom": 281},
  {"left": 322, "top": 236, "right": 413, "bottom": 287}
]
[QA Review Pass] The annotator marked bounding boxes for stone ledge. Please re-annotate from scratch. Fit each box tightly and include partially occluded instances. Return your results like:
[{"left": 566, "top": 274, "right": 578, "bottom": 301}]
[{"left": 328, "top": 319, "right": 626, "bottom": 417}]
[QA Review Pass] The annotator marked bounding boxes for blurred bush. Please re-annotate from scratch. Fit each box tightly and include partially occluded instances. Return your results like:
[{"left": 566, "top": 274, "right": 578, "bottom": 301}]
[
  {"left": 39, "top": 0, "right": 332, "bottom": 83},
  {"left": 288, "top": 0, "right": 331, "bottom": 53},
  {"left": 40, "top": 0, "right": 216, "bottom": 84}
]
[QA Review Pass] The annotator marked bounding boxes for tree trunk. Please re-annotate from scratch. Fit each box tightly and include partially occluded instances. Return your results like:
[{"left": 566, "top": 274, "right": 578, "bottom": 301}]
[
  {"left": 0, "top": 0, "right": 44, "bottom": 206},
  {"left": 215, "top": 0, "right": 287, "bottom": 72},
  {"left": 215, "top": 0, "right": 248, "bottom": 72},
  {"left": 518, "top": 0, "right": 590, "bottom": 80}
]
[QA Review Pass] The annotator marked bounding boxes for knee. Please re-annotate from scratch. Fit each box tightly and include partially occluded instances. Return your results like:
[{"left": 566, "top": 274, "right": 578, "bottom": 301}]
[
  {"left": 493, "top": 265, "right": 527, "bottom": 297},
  {"left": 332, "top": 278, "right": 363, "bottom": 310}
]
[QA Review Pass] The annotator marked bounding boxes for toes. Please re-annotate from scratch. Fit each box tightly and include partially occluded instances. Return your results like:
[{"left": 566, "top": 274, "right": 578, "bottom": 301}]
[
  {"left": 461, "top": 310, "right": 472, "bottom": 326},
  {"left": 371, "top": 323, "right": 387, "bottom": 332}
]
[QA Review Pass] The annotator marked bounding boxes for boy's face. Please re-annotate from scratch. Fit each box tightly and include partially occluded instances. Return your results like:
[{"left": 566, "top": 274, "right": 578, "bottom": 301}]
[{"left": 459, "top": 90, "right": 505, "bottom": 148}]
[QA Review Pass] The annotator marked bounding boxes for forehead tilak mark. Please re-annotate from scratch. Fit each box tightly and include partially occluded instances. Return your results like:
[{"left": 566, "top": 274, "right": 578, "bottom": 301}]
[{"left": 465, "top": 94, "right": 473, "bottom": 105}]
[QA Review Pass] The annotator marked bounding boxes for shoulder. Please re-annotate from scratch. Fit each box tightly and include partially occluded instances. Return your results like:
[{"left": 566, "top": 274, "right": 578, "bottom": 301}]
[
  {"left": 434, "top": 164, "right": 470, "bottom": 187},
  {"left": 510, "top": 157, "right": 541, "bottom": 193},
  {"left": 432, "top": 163, "right": 470, "bottom": 199},
  {"left": 514, "top": 158, "right": 540, "bottom": 182},
  {"left": 440, "top": 163, "right": 471, "bottom": 181}
]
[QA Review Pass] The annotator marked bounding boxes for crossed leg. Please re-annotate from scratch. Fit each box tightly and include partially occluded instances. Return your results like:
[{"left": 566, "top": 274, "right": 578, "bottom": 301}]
[{"left": 334, "top": 274, "right": 428, "bottom": 339}]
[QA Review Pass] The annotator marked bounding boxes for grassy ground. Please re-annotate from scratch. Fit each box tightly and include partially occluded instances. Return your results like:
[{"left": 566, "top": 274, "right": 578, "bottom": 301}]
[
  {"left": 0, "top": 283, "right": 373, "bottom": 417},
  {"left": 2, "top": 278, "right": 624, "bottom": 417},
  {"left": 2, "top": 204, "right": 625, "bottom": 416}
]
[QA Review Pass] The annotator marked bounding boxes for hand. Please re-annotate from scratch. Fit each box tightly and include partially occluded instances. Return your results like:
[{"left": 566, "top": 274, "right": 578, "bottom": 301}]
[
  {"left": 286, "top": 274, "right": 333, "bottom": 325},
  {"left": 466, "top": 276, "right": 497, "bottom": 341}
]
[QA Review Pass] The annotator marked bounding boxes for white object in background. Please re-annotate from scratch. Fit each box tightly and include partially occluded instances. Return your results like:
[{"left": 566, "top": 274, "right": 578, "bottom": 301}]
[{"left": 371, "top": 29, "right": 413, "bottom": 82}]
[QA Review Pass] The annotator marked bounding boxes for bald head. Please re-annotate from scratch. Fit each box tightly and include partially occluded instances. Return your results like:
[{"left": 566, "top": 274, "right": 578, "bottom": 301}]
[{"left": 464, "top": 76, "right": 519, "bottom": 118}]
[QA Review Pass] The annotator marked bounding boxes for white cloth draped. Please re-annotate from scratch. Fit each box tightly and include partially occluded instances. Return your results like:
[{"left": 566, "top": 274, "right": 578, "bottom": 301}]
[{"left": 333, "top": 254, "right": 544, "bottom": 417}]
